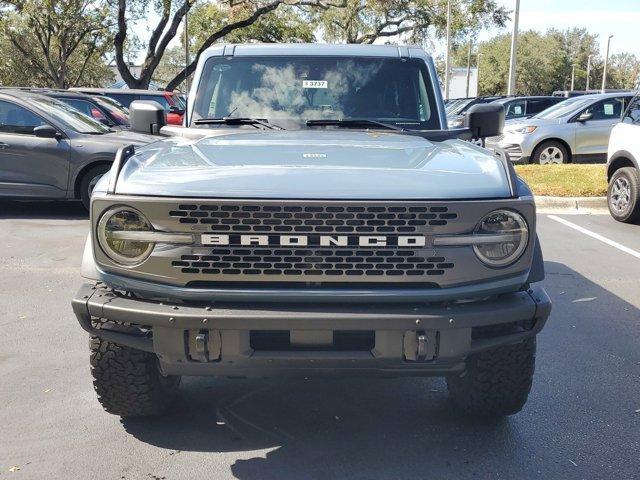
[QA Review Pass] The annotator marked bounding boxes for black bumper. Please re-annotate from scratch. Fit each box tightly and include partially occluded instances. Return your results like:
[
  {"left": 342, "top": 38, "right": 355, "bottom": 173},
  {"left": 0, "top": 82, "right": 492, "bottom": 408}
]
[{"left": 72, "top": 283, "right": 551, "bottom": 377}]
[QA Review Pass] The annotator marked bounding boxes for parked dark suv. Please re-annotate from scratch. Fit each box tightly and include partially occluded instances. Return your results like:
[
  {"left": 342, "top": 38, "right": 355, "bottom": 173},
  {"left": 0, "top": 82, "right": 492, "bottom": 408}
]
[
  {"left": 448, "top": 96, "right": 561, "bottom": 128},
  {"left": 70, "top": 88, "right": 185, "bottom": 126},
  {"left": 0, "top": 90, "right": 153, "bottom": 209},
  {"left": 42, "top": 90, "right": 130, "bottom": 129},
  {"left": 490, "top": 96, "right": 562, "bottom": 121}
]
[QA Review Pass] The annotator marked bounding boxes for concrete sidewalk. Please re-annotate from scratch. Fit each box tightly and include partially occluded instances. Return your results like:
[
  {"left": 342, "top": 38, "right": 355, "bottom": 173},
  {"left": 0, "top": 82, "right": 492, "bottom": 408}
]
[{"left": 535, "top": 196, "right": 607, "bottom": 214}]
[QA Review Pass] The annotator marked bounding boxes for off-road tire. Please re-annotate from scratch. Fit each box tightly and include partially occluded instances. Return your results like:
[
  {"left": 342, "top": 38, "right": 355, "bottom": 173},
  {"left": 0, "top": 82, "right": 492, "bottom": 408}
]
[
  {"left": 607, "top": 167, "right": 640, "bottom": 224},
  {"left": 79, "top": 165, "right": 110, "bottom": 211},
  {"left": 90, "top": 337, "right": 180, "bottom": 417},
  {"left": 531, "top": 140, "right": 569, "bottom": 164},
  {"left": 447, "top": 337, "right": 536, "bottom": 417}
]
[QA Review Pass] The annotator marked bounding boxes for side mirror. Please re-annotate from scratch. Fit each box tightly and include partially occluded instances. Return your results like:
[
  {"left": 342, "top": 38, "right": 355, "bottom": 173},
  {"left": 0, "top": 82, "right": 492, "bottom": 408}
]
[
  {"left": 33, "top": 124, "right": 61, "bottom": 139},
  {"left": 129, "top": 100, "right": 166, "bottom": 135},
  {"left": 464, "top": 103, "right": 505, "bottom": 138},
  {"left": 577, "top": 112, "right": 592, "bottom": 122},
  {"left": 98, "top": 118, "right": 111, "bottom": 126}
]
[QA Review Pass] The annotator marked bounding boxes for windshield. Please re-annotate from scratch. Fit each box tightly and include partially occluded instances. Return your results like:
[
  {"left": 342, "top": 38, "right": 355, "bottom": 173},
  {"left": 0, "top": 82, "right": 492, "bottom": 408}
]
[
  {"left": 449, "top": 98, "right": 475, "bottom": 115},
  {"left": 192, "top": 56, "right": 440, "bottom": 130},
  {"left": 172, "top": 93, "right": 186, "bottom": 109},
  {"left": 533, "top": 97, "right": 593, "bottom": 119},
  {"left": 94, "top": 96, "right": 130, "bottom": 125},
  {"left": 30, "top": 95, "right": 111, "bottom": 134}
]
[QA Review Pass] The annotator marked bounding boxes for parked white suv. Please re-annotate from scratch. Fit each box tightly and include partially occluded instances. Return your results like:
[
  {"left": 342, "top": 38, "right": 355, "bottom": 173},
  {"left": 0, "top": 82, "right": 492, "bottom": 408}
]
[{"left": 607, "top": 94, "right": 640, "bottom": 223}]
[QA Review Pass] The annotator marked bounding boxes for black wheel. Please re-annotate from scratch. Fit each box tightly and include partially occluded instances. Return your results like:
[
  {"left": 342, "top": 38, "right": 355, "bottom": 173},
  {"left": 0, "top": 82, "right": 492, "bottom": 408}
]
[
  {"left": 447, "top": 337, "right": 536, "bottom": 417},
  {"left": 531, "top": 140, "right": 569, "bottom": 164},
  {"left": 79, "top": 165, "right": 110, "bottom": 211},
  {"left": 608, "top": 167, "right": 640, "bottom": 223},
  {"left": 90, "top": 337, "right": 180, "bottom": 417}
]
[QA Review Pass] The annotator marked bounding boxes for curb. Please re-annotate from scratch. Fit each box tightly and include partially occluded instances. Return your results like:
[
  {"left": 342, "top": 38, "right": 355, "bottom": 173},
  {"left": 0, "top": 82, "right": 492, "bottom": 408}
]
[{"left": 534, "top": 196, "right": 608, "bottom": 214}]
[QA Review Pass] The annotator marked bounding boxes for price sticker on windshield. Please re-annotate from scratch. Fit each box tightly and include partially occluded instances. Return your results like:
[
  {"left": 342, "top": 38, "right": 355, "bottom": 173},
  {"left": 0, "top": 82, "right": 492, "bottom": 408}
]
[{"left": 303, "top": 80, "right": 328, "bottom": 89}]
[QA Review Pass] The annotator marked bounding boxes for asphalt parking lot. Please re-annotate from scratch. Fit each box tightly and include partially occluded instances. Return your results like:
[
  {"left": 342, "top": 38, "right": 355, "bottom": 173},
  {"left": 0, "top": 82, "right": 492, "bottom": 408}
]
[{"left": 1, "top": 200, "right": 639, "bottom": 480}]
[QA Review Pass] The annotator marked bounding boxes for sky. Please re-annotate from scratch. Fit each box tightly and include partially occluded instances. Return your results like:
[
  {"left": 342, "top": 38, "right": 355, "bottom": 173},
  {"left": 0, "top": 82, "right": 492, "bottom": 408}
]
[{"left": 478, "top": 0, "right": 640, "bottom": 58}]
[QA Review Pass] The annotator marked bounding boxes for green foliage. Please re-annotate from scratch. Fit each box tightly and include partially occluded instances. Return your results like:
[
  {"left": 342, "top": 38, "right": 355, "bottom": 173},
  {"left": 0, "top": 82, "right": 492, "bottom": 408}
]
[
  {"left": 608, "top": 52, "right": 640, "bottom": 90},
  {"left": 0, "top": 0, "right": 113, "bottom": 88},
  {"left": 471, "top": 31, "right": 565, "bottom": 95},
  {"left": 319, "top": 0, "right": 507, "bottom": 44},
  {"left": 451, "top": 27, "right": 640, "bottom": 95},
  {"left": 189, "top": 2, "right": 315, "bottom": 47}
]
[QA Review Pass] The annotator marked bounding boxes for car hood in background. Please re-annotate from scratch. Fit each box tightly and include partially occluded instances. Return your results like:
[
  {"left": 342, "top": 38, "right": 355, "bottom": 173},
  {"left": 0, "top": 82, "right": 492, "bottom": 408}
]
[
  {"left": 504, "top": 117, "right": 565, "bottom": 130},
  {"left": 113, "top": 130, "right": 513, "bottom": 200},
  {"left": 104, "top": 129, "right": 157, "bottom": 144}
]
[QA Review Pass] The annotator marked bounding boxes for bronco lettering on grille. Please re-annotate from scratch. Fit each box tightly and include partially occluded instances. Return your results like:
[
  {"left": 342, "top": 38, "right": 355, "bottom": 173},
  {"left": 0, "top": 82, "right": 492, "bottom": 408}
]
[{"left": 201, "top": 234, "right": 428, "bottom": 247}]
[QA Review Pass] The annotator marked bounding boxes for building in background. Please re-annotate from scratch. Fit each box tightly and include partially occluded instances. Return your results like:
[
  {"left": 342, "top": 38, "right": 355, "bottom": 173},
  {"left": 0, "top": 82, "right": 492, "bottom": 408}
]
[
  {"left": 108, "top": 64, "right": 142, "bottom": 88},
  {"left": 447, "top": 67, "right": 478, "bottom": 99}
]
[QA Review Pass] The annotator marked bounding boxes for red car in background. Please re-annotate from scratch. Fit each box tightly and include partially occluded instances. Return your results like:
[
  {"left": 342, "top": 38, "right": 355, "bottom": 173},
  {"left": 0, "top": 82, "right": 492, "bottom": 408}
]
[{"left": 70, "top": 88, "right": 186, "bottom": 126}]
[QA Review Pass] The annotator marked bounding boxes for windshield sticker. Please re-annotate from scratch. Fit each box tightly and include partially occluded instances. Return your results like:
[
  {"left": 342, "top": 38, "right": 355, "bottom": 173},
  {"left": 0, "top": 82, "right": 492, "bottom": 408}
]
[{"left": 303, "top": 80, "right": 328, "bottom": 89}]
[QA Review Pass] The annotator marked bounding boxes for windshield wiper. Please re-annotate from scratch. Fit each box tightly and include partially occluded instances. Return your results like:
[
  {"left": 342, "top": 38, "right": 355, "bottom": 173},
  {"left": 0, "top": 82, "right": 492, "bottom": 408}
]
[
  {"left": 194, "top": 117, "right": 284, "bottom": 130},
  {"left": 306, "top": 119, "right": 405, "bottom": 131}
]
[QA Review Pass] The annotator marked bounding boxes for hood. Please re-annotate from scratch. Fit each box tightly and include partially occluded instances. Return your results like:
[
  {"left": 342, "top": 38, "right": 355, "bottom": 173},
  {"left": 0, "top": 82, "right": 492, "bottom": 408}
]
[
  {"left": 103, "top": 129, "right": 157, "bottom": 145},
  {"left": 505, "top": 117, "right": 564, "bottom": 129},
  {"left": 113, "top": 130, "right": 512, "bottom": 200}
]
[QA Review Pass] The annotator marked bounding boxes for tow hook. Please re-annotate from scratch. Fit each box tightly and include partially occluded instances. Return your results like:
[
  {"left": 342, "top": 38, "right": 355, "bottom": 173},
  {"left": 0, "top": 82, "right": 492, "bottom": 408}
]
[
  {"left": 403, "top": 330, "right": 436, "bottom": 362},
  {"left": 187, "top": 329, "right": 221, "bottom": 362}
]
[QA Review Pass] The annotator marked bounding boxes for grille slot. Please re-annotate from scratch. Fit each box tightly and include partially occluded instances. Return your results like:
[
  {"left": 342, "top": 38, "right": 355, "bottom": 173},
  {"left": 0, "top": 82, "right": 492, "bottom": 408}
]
[
  {"left": 172, "top": 247, "right": 454, "bottom": 278},
  {"left": 169, "top": 203, "right": 458, "bottom": 234}
]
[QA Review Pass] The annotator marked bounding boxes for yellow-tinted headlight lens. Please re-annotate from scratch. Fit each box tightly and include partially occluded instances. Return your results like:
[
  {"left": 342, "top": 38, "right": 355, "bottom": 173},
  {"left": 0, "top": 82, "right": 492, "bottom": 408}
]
[{"left": 97, "top": 207, "right": 154, "bottom": 265}]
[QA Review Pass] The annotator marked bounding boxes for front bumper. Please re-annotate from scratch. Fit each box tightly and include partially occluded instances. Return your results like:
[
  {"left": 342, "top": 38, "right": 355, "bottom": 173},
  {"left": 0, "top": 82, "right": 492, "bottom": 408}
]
[
  {"left": 72, "top": 283, "right": 551, "bottom": 377},
  {"left": 486, "top": 133, "right": 535, "bottom": 163}
]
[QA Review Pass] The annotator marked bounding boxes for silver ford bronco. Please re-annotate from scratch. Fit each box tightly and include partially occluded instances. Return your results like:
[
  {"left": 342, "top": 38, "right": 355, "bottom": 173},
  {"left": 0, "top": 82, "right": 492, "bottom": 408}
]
[{"left": 72, "top": 44, "right": 551, "bottom": 418}]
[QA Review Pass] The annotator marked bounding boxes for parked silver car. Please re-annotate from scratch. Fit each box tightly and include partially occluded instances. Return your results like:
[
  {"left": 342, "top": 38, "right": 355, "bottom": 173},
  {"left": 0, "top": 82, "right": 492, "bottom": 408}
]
[
  {"left": 0, "top": 90, "right": 154, "bottom": 209},
  {"left": 486, "top": 92, "right": 634, "bottom": 164}
]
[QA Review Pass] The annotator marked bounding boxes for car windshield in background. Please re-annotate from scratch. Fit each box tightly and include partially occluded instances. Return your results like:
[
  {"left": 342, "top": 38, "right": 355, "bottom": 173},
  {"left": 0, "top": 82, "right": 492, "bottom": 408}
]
[
  {"left": 447, "top": 98, "right": 474, "bottom": 115},
  {"left": 533, "top": 97, "right": 592, "bottom": 119},
  {"left": 94, "top": 96, "right": 129, "bottom": 124},
  {"left": 30, "top": 95, "right": 111, "bottom": 134},
  {"left": 172, "top": 94, "right": 186, "bottom": 109},
  {"left": 192, "top": 56, "right": 440, "bottom": 129}
]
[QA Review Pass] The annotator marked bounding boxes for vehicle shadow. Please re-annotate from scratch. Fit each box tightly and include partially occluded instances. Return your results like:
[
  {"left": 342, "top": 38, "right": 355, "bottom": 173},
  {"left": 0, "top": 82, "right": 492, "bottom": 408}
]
[
  {"left": 0, "top": 200, "right": 87, "bottom": 220},
  {"left": 120, "top": 260, "right": 640, "bottom": 479}
]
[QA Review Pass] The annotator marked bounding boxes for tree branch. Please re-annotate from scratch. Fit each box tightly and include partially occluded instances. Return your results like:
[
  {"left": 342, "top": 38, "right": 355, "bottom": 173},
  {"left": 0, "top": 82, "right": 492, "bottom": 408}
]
[{"left": 113, "top": 0, "right": 137, "bottom": 86}]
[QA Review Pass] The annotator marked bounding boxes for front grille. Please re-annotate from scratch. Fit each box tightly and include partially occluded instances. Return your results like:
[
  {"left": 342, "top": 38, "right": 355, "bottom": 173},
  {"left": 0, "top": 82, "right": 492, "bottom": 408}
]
[
  {"left": 169, "top": 203, "right": 458, "bottom": 234},
  {"left": 171, "top": 247, "right": 454, "bottom": 278},
  {"left": 94, "top": 196, "right": 536, "bottom": 288}
]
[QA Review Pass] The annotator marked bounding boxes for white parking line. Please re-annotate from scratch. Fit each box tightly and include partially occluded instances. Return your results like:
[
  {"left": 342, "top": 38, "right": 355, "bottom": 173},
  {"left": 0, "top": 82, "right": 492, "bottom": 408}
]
[{"left": 548, "top": 215, "right": 640, "bottom": 260}]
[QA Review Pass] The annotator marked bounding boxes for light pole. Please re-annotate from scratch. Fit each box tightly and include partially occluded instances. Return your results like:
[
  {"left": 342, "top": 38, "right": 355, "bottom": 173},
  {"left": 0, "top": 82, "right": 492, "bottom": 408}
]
[
  {"left": 183, "top": 2, "right": 190, "bottom": 126},
  {"left": 444, "top": 0, "right": 452, "bottom": 99},
  {"left": 586, "top": 54, "right": 592, "bottom": 91},
  {"left": 570, "top": 64, "right": 576, "bottom": 91},
  {"left": 507, "top": 0, "right": 520, "bottom": 96},
  {"left": 465, "top": 37, "right": 472, "bottom": 97},
  {"left": 476, "top": 52, "right": 482, "bottom": 97},
  {"left": 602, "top": 35, "right": 613, "bottom": 93}
]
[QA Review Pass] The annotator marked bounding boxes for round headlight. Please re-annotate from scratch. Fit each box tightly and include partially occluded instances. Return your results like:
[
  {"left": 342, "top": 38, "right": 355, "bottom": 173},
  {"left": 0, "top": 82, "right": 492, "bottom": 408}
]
[
  {"left": 473, "top": 209, "right": 529, "bottom": 267},
  {"left": 97, "top": 206, "right": 154, "bottom": 265}
]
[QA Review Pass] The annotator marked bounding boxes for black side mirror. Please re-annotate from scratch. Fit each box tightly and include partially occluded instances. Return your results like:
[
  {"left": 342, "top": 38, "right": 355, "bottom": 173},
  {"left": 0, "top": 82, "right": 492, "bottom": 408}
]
[
  {"left": 576, "top": 112, "right": 592, "bottom": 122},
  {"left": 129, "top": 100, "right": 166, "bottom": 135},
  {"left": 98, "top": 118, "right": 111, "bottom": 126},
  {"left": 33, "top": 124, "right": 61, "bottom": 139},
  {"left": 464, "top": 103, "right": 505, "bottom": 138}
]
